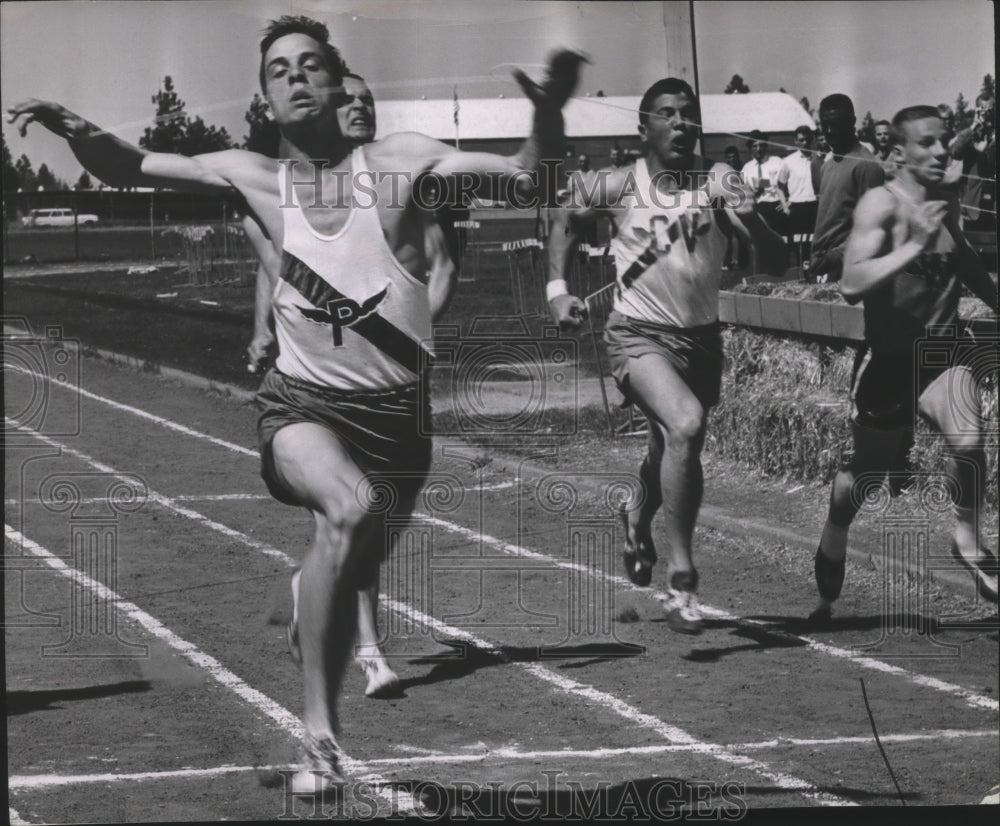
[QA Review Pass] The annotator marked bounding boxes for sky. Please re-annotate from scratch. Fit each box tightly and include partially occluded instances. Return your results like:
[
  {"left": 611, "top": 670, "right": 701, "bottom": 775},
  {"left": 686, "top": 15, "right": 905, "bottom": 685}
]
[{"left": 1, "top": 0, "right": 994, "bottom": 184}]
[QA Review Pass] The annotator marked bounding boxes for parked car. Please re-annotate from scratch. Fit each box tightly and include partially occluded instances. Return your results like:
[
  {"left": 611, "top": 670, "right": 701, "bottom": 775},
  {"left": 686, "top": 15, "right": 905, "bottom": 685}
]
[{"left": 21, "top": 208, "right": 99, "bottom": 227}]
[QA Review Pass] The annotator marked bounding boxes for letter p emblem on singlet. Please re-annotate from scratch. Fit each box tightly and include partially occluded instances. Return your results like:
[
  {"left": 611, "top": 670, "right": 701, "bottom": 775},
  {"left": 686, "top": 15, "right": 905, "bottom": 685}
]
[{"left": 297, "top": 286, "right": 389, "bottom": 347}]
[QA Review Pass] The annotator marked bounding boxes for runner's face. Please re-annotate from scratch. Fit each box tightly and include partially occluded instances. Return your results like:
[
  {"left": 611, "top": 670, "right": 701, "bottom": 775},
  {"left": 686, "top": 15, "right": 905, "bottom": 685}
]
[
  {"left": 874, "top": 124, "right": 890, "bottom": 148},
  {"left": 899, "top": 117, "right": 948, "bottom": 186},
  {"left": 641, "top": 93, "right": 699, "bottom": 165},
  {"left": 262, "top": 33, "right": 339, "bottom": 128},
  {"left": 336, "top": 77, "right": 375, "bottom": 145}
]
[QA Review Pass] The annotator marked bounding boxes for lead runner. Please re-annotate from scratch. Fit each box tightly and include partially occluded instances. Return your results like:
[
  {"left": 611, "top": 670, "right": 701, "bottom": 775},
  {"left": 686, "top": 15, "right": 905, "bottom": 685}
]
[
  {"left": 546, "top": 77, "right": 787, "bottom": 635},
  {"left": 9, "top": 15, "right": 585, "bottom": 794}
]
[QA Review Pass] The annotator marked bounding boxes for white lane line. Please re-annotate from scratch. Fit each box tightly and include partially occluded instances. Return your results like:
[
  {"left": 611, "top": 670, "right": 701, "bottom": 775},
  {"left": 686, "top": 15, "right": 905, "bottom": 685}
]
[
  {"left": 369, "top": 726, "right": 1000, "bottom": 765},
  {"left": 4, "top": 363, "right": 258, "bottom": 457},
  {"left": 8, "top": 807, "right": 31, "bottom": 825},
  {"left": 5, "top": 417, "right": 293, "bottom": 568},
  {"left": 6, "top": 494, "right": 271, "bottom": 507},
  {"left": 8, "top": 764, "right": 292, "bottom": 790},
  {"left": 414, "top": 514, "right": 1000, "bottom": 713},
  {"left": 12, "top": 725, "right": 997, "bottom": 788},
  {"left": 9, "top": 424, "right": 853, "bottom": 807},
  {"left": 3, "top": 524, "right": 418, "bottom": 815},
  {"left": 9, "top": 374, "right": 999, "bottom": 712},
  {"left": 379, "top": 596, "right": 856, "bottom": 807}
]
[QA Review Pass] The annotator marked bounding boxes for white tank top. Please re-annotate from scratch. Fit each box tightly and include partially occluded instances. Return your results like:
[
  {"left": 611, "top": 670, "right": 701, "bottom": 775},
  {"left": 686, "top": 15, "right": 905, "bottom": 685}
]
[
  {"left": 272, "top": 147, "right": 432, "bottom": 390},
  {"left": 611, "top": 158, "right": 731, "bottom": 327}
]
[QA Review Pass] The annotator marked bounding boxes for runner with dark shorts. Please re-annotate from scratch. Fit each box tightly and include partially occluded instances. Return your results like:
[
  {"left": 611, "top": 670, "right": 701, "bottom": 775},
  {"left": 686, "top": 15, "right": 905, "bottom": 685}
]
[
  {"left": 547, "top": 77, "right": 787, "bottom": 634},
  {"left": 811, "top": 105, "right": 999, "bottom": 621}
]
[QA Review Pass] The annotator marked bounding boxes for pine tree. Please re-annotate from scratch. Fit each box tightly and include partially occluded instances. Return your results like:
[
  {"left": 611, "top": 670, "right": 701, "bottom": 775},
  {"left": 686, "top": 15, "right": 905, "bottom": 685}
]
[
  {"left": 242, "top": 93, "right": 281, "bottom": 157},
  {"left": 140, "top": 76, "right": 232, "bottom": 156},
  {"left": 75, "top": 171, "right": 94, "bottom": 190},
  {"left": 724, "top": 74, "right": 751, "bottom": 94},
  {"left": 2, "top": 132, "right": 19, "bottom": 194},
  {"left": 857, "top": 111, "right": 876, "bottom": 146},
  {"left": 954, "top": 92, "right": 973, "bottom": 131},
  {"left": 140, "top": 76, "right": 188, "bottom": 154},
  {"left": 980, "top": 74, "right": 994, "bottom": 101},
  {"left": 15, "top": 154, "right": 37, "bottom": 192},
  {"left": 179, "top": 116, "right": 233, "bottom": 155}
]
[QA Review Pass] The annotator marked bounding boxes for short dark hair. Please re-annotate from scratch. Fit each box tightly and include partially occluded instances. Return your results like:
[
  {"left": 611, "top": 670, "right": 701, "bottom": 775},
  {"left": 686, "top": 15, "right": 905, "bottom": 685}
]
[
  {"left": 259, "top": 15, "right": 347, "bottom": 92},
  {"left": 873, "top": 119, "right": 891, "bottom": 129},
  {"left": 794, "top": 125, "right": 813, "bottom": 140},
  {"left": 639, "top": 78, "right": 698, "bottom": 126},
  {"left": 887, "top": 105, "right": 940, "bottom": 146},
  {"left": 819, "top": 93, "right": 855, "bottom": 117}
]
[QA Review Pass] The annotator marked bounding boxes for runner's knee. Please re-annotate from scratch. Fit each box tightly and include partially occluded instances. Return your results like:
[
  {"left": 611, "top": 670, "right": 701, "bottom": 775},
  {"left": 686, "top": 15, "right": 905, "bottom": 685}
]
[{"left": 663, "top": 404, "right": 705, "bottom": 448}]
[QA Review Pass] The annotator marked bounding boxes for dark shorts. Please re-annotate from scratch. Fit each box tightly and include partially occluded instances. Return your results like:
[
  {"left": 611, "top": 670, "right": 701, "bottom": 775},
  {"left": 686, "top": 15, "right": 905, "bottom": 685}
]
[
  {"left": 786, "top": 201, "right": 818, "bottom": 239},
  {"left": 255, "top": 369, "right": 432, "bottom": 507},
  {"left": 603, "top": 311, "right": 723, "bottom": 410},
  {"left": 849, "top": 346, "right": 963, "bottom": 431}
]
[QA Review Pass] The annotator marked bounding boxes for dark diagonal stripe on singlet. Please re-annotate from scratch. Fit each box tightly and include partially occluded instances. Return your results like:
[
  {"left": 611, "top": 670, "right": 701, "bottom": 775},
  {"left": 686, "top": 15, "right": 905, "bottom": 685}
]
[{"left": 280, "top": 251, "right": 427, "bottom": 375}]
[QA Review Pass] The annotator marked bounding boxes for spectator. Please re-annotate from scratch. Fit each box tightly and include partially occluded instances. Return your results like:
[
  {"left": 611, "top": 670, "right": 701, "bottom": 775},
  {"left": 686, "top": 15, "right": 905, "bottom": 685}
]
[
  {"left": 777, "top": 125, "right": 818, "bottom": 267},
  {"left": 949, "top": 92, "right": 996, "bottom": 230},
  {"left": 740, "top": 129, "right": 786, "bottom": 236},
  {"left": 610, "top": 143, "right": 626, "bottom": 168},
  {"left": 809, "top": 93, "right": 884, "bottom": 282},
  {"left": 568, "top": 153, "right": 599, "bottom": 245},
  {"left": 724, "top": 145, "right": 742, "bottom": 169}
]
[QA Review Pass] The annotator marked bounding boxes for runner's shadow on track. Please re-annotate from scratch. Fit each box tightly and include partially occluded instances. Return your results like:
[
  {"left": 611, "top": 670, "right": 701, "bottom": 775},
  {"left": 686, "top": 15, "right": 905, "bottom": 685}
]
[
  {"left": 399, "top": 642, "right": 645, "bottom": 692},
  {"left": 391, "top": 775, "right": 912, "bottom": 816},
  {"left": 6, "top": 679, "right": 152, "bottom": 715},
  {"left": 666, "top": 620, "right": 809, "bottom": 663},
  {"left": 746, "top": 612, "right": 998, "bottom": 636}
]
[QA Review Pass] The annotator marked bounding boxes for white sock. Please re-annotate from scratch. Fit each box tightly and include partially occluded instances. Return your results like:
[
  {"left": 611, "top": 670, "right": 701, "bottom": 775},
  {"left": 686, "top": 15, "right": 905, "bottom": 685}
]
[
  {"left": 820, "top": 521, "right": 849, "bottom": 561},
  {"left": 291, "top": 569, "right": 301, "bottom": 625}
]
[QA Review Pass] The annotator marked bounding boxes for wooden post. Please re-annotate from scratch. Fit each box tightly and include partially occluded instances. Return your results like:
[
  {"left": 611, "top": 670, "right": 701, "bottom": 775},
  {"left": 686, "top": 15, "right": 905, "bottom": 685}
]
[{"left": 661, "top": 1, "right": 701, "bottom": 156}]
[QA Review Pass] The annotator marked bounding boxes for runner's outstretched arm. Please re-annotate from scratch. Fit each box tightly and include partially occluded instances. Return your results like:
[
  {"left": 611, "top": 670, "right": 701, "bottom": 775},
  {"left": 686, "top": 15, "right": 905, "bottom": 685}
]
[{"left": 7, "top": 98, "right": 244, "bottom": 195}]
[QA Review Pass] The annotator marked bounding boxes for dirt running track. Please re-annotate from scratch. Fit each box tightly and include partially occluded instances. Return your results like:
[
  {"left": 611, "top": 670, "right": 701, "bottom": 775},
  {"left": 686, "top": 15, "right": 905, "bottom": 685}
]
[{"left": 4, "top": 352, "right": 999, "bottom": 823}]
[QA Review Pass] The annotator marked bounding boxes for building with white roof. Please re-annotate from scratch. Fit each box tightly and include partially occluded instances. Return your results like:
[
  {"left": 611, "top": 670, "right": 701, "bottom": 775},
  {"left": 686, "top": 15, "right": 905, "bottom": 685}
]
[{"left": 373, "top": 92, "right": 816, "bottom": 167}]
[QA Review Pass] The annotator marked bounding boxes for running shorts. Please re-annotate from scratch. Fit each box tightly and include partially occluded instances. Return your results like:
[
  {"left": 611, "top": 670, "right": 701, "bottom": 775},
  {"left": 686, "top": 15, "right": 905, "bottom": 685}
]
[
  {"left": 256, "top": 368, "right": 432, "bottom": 506},
  {"left": 603, "top": 311, "right": 723, "bottom": 410}
]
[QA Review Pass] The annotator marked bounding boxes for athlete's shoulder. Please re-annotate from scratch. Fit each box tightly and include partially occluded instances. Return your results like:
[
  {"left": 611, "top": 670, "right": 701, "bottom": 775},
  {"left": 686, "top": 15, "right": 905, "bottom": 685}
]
[
  {"left": 366, "top": 132, "right": 448, "bottom": 173},
  {"left": 854, "top": 184, "right": 897, "bottom": 224}
]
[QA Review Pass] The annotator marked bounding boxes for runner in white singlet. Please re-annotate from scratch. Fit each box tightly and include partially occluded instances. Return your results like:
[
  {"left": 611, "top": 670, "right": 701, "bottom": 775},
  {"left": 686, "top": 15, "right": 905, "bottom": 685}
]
[
  {"left": 546, "top": 77, "right": 788, "bottom": 634},
  {"left": 10, "top": 16, "right": 585, "bottom": 793}
]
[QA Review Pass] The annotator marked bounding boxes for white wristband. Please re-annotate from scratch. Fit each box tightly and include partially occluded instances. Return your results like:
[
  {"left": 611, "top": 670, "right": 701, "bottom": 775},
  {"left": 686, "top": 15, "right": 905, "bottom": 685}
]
[{"left": 546, "top": 279, "right": 569, "bottom": 302}]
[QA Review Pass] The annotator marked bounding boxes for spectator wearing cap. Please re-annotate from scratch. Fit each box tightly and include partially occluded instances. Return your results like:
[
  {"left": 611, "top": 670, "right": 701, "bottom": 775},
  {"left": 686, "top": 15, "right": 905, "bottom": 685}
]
[{"left": 741, "top": 129, "right": 786, "bottom": 235}]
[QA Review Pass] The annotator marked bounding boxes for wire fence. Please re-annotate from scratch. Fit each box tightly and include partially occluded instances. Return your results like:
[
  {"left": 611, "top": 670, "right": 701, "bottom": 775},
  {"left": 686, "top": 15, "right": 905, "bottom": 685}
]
[{"left": 2, "top": 190, "right": 257, "bottom": 283}]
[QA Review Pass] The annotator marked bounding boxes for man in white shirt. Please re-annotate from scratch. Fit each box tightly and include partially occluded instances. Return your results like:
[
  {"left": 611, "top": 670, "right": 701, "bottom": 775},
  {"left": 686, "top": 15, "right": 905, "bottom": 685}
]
[
  {"left": 741, "top": 129, "right": 786, "bottom": 236},
  {"left": 777, "top": 125, "right": 818, "bottom": 266}
]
